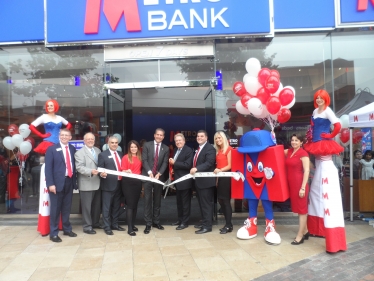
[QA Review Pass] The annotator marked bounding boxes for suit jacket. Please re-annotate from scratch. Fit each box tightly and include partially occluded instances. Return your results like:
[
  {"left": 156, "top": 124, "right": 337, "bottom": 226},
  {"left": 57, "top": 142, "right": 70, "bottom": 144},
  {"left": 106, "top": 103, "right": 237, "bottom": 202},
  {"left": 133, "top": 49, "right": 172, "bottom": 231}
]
[
  {"left": 98, "top": 149, "right": 123, "bottom": 192},
  {"left": 173, "top": 145, "right": 193, "bottom": 190},
  {"left": 142, "top": 141, "right": 169, "bottom": 181},
  {"left": 74, "top": 146, "right": 101, "bottom": 191},
  {"left": 194, "top": 142, "right": 216, "bottom": 189},
  {"left": 45, "top": 143, "right": 77, "bottom": 192}
]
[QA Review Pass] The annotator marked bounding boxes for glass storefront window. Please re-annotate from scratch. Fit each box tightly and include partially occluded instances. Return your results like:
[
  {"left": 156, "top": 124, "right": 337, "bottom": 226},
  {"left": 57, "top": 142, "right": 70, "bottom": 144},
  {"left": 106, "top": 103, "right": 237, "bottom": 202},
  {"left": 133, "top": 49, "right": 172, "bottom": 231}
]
[
  {"left": 160, "top": 58, "right": 214, "bottom": 81},
  {"left": 108, "top": 60, "right": 158, "bottom": 83}
]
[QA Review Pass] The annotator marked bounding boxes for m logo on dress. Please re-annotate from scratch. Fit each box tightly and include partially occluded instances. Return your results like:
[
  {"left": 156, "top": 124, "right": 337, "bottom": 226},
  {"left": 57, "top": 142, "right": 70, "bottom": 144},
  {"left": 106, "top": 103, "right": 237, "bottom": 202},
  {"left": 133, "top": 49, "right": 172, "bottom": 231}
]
[
  {"left": 322, "top": 192, "right": 329, "bottom": 199},
  {"left": 43, "top": 201, "right": 49, "bottom": 207},
  {"left": 322, "top": 177, "right": 329, "bottom": 185},
  {"left": 44, "top": 188, "right": 49, "bottom": 194},
  {"left": 324, "top": 208, "right": 330, "bottom": 216}
]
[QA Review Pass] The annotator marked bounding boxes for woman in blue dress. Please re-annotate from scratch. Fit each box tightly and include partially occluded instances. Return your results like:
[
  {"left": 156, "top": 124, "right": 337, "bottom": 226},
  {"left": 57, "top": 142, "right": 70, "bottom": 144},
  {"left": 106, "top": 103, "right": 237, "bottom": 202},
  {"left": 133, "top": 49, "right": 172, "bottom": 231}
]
[
  {"left": 30, "top": 100, "right": 72, "bottom": 155},
  {"left": 303, "top": 89, "right": 346, "bottom": 253}
]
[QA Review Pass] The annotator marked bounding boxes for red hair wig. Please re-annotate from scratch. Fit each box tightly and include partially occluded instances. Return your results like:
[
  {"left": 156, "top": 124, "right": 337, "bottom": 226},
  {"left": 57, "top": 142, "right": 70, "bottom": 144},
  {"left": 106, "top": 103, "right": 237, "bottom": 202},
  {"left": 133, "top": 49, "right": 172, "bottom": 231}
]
[
  {"left": 45, "top": 99, "right": 60, "bottom": 113},
  {"left": 313, "top": 89, "right": 330, "bottom": 110}
]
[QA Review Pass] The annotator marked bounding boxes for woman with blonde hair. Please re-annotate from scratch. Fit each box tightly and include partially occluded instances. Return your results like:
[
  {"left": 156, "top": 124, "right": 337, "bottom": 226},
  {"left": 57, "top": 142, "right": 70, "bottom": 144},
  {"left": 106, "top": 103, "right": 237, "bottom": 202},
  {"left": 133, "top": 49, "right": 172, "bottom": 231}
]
[{"left": 213, "top": 131, "right": 233, "bottom": 234}]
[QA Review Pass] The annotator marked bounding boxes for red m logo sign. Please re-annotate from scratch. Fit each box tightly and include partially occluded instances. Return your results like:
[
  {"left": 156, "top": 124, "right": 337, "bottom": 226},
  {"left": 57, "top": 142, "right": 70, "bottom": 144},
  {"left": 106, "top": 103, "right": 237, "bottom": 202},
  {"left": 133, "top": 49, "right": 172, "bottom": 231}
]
[
  {"left": 84, "top": 0, "right": 141, "bottom": 34},
  {"left": 322, "top": 177, "right": 328, "bottom": 185},
  {"left": 358, "top": 0, "right": 374, "bottom": 11}
]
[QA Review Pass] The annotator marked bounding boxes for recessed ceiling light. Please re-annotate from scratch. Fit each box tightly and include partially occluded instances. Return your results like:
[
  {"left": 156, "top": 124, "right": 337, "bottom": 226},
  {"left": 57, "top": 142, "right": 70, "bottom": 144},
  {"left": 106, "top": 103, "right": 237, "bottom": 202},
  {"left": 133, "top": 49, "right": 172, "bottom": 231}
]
[{"left": 299, "top": 69, "right": 301, "bottom": 71}]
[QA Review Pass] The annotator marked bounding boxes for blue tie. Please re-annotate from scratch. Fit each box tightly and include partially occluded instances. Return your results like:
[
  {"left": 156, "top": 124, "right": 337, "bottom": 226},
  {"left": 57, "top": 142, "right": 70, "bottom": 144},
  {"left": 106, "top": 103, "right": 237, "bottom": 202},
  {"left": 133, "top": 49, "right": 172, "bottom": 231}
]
[{"left": 91, "top": 148, "right": 97, "bottom": 161}]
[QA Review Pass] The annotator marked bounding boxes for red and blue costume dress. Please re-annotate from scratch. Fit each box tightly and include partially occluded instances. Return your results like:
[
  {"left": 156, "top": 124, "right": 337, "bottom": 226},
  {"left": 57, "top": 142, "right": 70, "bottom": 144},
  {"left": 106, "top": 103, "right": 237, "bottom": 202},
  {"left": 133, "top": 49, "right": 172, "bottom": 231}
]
[
  {"left": 31, "top": 115, "right": 69, "bottom": 155},
  {"left": 304, "top": 107, "right": 346, "bottom": 253}
]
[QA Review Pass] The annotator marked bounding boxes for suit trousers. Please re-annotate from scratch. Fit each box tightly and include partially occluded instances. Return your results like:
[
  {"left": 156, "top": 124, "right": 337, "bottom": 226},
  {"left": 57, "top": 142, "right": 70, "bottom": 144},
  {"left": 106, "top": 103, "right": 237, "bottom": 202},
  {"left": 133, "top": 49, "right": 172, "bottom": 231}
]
[
  {"left": 102, "top": 181, "right": 122, "bottom": 231},
  {"left": 176, "top": 188, "right": 192, "bottom": 225},
  {"left": 195, "top": 186, "right": 214, "bottom": 229},
  {"left": 80, "top": 189, "right": 101, "bottom": 231},
  {"left": 143, "top": 181, "right": 163, "bottom": 225},
  {"left": 49, "top": 177, "right": 73, "bottom": 237}
]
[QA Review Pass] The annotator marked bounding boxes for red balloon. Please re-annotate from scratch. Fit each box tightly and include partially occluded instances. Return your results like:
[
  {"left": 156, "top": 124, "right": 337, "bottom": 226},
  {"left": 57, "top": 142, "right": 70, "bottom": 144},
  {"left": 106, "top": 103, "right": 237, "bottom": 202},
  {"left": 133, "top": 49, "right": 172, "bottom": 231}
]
[
  {"left": 279, "top": 88, "right": 295, "bottom": 106},
  {"left": 340, "top": 128, "right": 350, "bottom": 143},
  {"left": 233, "top": 81, "right": 246, "bottom": 97},
  {"left": 240, "top": 93, "right": 252, "bottom": 108},
  {"left": 353, "top": 131, "right": 364, "bottom": 144},
  {"left": 256, "top": 87, "right": 270, "bottom": 104},
  {"left": 265, "top": 75, "right": 280, "bottom": 94},
  {"left": 277, "top": 108, "right": 291, "bottom": 123},
  {"left": 270, "top": 69, "right": 280, "bottom": 79},
  {"left": 25, "top": 136, "right": 35, "bottom": 148},
  {"left": 258, "top": 68, "right": 271, "bottom": 87},
  {"left": 266, "top": 97, "right": 281, "bottom": 115},
  {"left": 8, "top": 124, "right": 19, "bottom": 136}
]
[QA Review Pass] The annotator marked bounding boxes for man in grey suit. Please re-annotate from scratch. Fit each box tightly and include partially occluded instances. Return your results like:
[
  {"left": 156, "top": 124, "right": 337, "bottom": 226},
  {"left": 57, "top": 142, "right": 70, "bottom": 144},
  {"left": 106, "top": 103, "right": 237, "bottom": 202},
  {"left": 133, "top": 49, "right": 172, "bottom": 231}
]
[
  {"left": 74, "top": 132, "right": 102, "bottom": 234},
  {"left": 142, "top": 128, "right": 169, "bottom": 234}
]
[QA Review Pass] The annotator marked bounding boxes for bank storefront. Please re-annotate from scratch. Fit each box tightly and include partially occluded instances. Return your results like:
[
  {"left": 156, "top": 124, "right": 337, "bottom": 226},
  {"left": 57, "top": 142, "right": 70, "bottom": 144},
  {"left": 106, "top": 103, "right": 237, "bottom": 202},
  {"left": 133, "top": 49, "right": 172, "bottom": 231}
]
[{"left": 0, "top": 0, "right": 373, "bottom": 214}]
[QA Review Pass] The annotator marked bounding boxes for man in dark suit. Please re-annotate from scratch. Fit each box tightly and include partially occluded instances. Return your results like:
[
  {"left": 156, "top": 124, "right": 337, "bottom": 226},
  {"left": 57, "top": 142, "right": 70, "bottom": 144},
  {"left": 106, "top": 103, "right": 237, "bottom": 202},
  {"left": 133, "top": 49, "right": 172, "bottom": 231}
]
[
  {"left": 169, "top": 133, "right": 193, "bottom": 230},
  {"left": 74, "top": 132, "right": 102, "bottom": 234},
  {"left": 190, "top": 130, "right": 216, "bottom": 234},
  {"left": 45, "top": 128, "right": 78, "bottom": 242},
  {"left": 98, "top": 135, "right": 124, "bottom": 235},
  {"left": 142, "top": 128, "right": 169, "bottom": 234}
]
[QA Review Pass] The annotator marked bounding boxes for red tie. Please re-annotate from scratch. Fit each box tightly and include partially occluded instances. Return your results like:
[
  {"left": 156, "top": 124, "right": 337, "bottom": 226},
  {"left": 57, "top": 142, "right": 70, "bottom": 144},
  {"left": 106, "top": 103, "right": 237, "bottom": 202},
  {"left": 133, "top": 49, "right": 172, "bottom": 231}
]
[
  {"left": 113, "top": 151, "right": 122, "bottom": 180},
  {"left": 193, "top": 147, "right": 200, "bottom": 168},
  {"left": 152, "top": 143, "right": 159, "bottom": 175},
  {"left": 65, "top": 146, "right": 72, "bottom": 178}
]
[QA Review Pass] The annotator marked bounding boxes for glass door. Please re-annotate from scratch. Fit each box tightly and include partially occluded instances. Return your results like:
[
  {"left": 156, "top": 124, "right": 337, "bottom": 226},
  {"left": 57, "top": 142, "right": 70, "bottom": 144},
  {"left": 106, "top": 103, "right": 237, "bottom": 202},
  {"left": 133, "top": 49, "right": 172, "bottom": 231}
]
[{"left": 105, "top": 89, "right": 125, "bottom": 151}]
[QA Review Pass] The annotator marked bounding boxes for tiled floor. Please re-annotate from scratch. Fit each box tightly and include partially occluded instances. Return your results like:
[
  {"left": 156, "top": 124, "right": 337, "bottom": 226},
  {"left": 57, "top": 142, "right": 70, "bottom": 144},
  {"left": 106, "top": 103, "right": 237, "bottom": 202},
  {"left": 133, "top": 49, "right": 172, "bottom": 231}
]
[{"left": 0, "top": 215, "right": 373, "bottom": 281}]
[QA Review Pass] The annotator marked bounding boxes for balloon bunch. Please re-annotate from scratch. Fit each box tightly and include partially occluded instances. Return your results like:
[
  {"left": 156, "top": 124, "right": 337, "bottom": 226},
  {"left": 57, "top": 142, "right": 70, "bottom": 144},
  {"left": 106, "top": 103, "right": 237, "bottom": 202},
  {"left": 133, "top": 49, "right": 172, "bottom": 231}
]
[
  {"left": 232, "top": 58, "right": 296, "bottom": 130},
  {"left": 3, "top": 124, "right": 35, "bottom": 164},
  {"left": 337, "top": 115, "right": 364, "bottom": 147}
]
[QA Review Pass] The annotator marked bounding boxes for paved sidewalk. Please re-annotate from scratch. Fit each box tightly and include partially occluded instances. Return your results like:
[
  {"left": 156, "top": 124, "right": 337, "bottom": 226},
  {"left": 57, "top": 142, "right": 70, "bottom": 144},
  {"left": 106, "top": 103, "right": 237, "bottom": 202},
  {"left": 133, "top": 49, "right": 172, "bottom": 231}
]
[{"left": 0, "top": 213, "right": 373, "bottom": 281}]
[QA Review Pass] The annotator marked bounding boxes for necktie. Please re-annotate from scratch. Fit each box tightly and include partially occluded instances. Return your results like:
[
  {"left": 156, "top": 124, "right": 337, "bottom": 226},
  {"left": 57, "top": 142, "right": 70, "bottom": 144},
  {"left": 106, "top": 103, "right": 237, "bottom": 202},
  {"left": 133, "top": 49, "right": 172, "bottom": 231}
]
[
  {"left": 91, "top": 148, "right": 97, "bottom": 161},
  {"left": 65, "top": 146, "right": 73, "bottom": 177},
  {"left": 193, "top": 147, "right": 200, "bottom": 168},
  {"left": 113, "top": 151, "right": 122, "bottom": 180},
  {"left": 152, "top": 143, "right": 159, "bottom": 175},
  {"left": 174, "top": 149, "right": 181, "bottom": 160}
]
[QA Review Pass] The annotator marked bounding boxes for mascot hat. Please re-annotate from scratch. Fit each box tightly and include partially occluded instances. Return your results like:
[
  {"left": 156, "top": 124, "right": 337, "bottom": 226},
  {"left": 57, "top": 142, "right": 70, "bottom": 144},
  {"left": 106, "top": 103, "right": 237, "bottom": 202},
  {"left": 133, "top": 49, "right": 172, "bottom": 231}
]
[{"left": 238, "top": 129, "right": 276, "bottom": 153}]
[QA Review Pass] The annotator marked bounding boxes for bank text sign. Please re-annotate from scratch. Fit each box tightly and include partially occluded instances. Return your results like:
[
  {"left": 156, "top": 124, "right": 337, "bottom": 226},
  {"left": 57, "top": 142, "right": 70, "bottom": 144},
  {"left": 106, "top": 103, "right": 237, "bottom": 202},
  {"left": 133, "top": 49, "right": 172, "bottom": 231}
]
[{"left": 46, "top": 0, "right": 273, "bottom": 44}]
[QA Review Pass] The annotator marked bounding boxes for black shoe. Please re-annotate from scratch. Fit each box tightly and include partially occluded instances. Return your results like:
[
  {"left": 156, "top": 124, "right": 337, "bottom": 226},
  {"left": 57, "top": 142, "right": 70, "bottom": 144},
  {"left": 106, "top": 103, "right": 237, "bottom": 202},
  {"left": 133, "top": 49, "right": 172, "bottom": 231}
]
[
  {"left": 92, "top": 225, "right": 104, "bottom": 229},
  {"left": 111, "top": 226, "right": 125, "bottom": 231},
  {"left": 50, "top": 235, "right": 62, "bottom": 243},
  {"left": 172, "top": 221, "right": 181, "bottom": 226},
  {"left": 128, "top": 231, "right": 136, "bottom": 236},
  {"left": 176, "top": 224, "right": 188, "bottom": 230},
  {"left": 144, "top": 225, "right": 151, "bottom": 234},
  {"left": 133, "top": 226, "right": 138, "bottom": 232},
  {"left": 303, "top": 232, "right": 310, "bottom": 240},
  {"left": 63, "top": 231, "right": 77, "bottom": 237},
  {"left": 105, "top": 230, "right": 114, "bottom": 235},
  {"left": 152, "top": 223, "right": 164, "bottom": 230},
  {"left": 83, "top": 229, "right": 96, "bottom": 235},
  {"left": 194, "top": 224, "right": 203, "bottom": 229},
  {"left": 195, "top": 228, "right": 212, "bottom": 234},
  {"left": 220, "top": 226, "right": 233, "bottom": 234},
  {"left": 291, "top": 237, "right": 304, "bottom": 245}
]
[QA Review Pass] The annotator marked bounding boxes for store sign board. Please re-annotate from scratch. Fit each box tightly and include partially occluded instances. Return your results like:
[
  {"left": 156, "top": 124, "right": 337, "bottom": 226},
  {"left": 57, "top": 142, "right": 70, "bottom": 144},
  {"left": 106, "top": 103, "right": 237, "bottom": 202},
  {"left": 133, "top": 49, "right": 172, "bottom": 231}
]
[
  {"left": 45, "top": 0, "right": 273, "bottom": 44},
  {"left": 104, "top": 44, "right": 214, "bottom": 61},
  {"left": 337, "top": 0, "right": 374, "bottom": 26}
]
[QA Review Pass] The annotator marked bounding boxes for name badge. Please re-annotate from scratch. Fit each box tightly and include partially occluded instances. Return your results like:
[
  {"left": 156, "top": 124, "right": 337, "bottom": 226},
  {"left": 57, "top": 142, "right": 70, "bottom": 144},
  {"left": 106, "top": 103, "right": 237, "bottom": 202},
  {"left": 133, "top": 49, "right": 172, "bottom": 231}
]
[
  {"left": 56, "top": 148, "right": 62, "bottom": 151},
  {"left": 108, "top": 156, "right": 113, "bottom": 158}
]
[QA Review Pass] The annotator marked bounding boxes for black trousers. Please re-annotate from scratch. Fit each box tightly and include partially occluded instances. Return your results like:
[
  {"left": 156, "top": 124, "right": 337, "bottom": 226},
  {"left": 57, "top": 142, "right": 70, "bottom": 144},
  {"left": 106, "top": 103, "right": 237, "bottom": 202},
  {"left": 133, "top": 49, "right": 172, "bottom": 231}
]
[
  {"left": 196, "top": 186, "right": 214, "bottom": 229},
  {"left": 102, "top": 181, "right": 121, "bottom": 231},
  {"left": 176, "top": 188, "right": 192, "bottom": 225},
  {"left": 143, "top": 181, "right": 163, "bottom": 225}
]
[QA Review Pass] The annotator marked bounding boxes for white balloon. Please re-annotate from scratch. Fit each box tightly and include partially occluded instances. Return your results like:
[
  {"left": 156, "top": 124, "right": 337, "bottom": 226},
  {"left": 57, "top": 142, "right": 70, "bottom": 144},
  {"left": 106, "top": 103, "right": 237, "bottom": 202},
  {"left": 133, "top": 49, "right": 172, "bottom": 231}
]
[
  {"left": 284, "top": 96, "right": 296, "bottom": 109},
  {"left": 243, "top": 73, "right": 251, "bottom": 84},
  {"left": 236, "top": 100, "right": 251, "bottom": 115},
  {"left": 3, "top": 136, "right": 15, "bottom": 150},
  {"left": 19, "top": 141, "right": 32, "bottom": 155},
  {"left": 11, "top": 134, "right": 24, "bottom": 148},
  {"left": 245, "top": 58, "right": 261, "bottom": 77},
  {"left": 272, "top": 83, "right": 284, "bottom": 97},
  {"left": 244, "top": 76, "right": 261, "bottom": 96},
  {"left": 102, "top": 144, "right": 108, "bottom": 151},
  {"left": 256, "top": 107, "right": 269, "bottom": 119},
  {"left": 19, "top": 124, "right": 31, "bottom": 138},
  {"left": 117, "top": 146, "right": 122, "bottom": 152},
  {"left": 113, "top": 133, "right": 122, "bottom": 143},
  {"left": 340, "top": 115, "right": 349, "bottom": 129},
  {"left": 247, "top": 98, "right": 264, "bottom": 116}
]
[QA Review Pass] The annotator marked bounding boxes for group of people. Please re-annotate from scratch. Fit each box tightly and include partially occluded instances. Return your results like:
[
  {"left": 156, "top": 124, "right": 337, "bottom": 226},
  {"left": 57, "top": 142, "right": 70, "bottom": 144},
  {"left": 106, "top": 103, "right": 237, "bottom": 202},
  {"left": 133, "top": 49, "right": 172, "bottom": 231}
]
[{"left": 353, "top": 149, "right": 374, "bottom": 180}]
